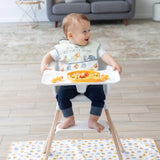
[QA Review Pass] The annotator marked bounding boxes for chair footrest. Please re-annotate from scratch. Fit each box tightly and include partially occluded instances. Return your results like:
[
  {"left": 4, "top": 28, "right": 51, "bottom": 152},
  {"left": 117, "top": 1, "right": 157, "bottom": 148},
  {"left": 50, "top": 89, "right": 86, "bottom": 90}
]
[{"left": 56, "top": 120, "right": 110, "bottom": 133}]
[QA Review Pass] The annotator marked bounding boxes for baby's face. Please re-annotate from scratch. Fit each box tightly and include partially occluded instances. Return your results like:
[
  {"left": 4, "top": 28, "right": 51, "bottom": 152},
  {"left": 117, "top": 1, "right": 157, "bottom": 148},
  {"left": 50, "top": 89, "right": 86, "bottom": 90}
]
[{"left": 69, "top": 20, "right": 90, "bottom": 46}]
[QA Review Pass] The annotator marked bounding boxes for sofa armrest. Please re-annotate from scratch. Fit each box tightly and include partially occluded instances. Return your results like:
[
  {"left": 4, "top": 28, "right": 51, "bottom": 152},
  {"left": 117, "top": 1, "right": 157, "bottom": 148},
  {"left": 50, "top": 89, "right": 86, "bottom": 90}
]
[
  {"left": 127, "top": 0, "right": 136, "bottom": 16},
  {"left": 46, "top": 0, "right": 55, "bottom": 21}
]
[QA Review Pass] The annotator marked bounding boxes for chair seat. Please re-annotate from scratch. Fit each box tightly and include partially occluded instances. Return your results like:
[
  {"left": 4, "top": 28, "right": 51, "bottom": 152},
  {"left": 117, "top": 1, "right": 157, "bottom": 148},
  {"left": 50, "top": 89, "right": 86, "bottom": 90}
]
[
  {"left": 71, "top": 94, "right": 90, "bottom": 102},
  {"left": 56, "top": 120, "right": 110, "bottom": 133}
]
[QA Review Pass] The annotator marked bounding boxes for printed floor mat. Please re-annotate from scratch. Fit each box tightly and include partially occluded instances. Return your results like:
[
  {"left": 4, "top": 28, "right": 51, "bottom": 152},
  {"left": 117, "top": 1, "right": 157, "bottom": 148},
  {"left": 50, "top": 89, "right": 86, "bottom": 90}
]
[{"left": 7, "top": 138, "right": 160, "bottom": 160}]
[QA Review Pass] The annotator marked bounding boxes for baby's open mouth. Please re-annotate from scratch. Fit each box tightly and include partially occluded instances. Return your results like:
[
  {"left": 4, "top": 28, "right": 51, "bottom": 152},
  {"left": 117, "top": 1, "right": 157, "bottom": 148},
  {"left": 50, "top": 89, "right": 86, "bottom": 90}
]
[{"left": 85, "top": 39, "right": 89, "bottom": 41}]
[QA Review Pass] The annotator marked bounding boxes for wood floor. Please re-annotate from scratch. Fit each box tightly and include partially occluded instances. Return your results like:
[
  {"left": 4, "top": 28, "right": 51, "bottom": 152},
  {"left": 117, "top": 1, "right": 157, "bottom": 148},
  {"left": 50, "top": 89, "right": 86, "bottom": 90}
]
[{"left": 0, "top": 60, "right": 160, "bottom": 159}]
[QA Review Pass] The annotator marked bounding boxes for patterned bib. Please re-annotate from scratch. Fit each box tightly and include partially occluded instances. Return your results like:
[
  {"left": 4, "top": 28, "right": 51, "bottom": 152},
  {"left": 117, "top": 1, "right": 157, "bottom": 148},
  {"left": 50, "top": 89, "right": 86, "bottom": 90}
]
[{"left": 54, "top": 40, "right": 100, "bottom": 71}]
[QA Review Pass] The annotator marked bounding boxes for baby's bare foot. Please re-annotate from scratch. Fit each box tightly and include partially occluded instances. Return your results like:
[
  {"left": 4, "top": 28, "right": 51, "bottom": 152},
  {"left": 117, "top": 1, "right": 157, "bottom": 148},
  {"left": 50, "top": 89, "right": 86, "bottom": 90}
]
[
  {"left": 88, "top": 115, "right": 104, "bottom": 133},
  {"left": 59, "top": 116, "right": 75, "bottom": 129}
]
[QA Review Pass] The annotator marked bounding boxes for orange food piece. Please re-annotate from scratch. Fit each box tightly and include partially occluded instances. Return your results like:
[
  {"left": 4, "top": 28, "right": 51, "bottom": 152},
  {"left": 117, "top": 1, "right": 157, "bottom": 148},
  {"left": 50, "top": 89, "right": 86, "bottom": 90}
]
[
  {"left": 67, "top": 70, "right": 109, "bottom": 83},
  {"left": 101, "top": 74, "right": 109, "bottom": 81},
  {"left": 51, "top": 76, "right": 63, "bottom": 83}
]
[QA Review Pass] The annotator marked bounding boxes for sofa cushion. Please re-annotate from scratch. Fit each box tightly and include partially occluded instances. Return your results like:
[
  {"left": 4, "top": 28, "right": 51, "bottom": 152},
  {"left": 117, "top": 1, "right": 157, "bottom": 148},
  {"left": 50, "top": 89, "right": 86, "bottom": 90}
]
[
  {"left": 52, "top": 3, "right": 90, "bottom": 14},
  {"left": 55, "top": 0, "right": 65, "bottom": 3},
  {"left": 91, "top": 1, "right": 129, "bottom": 13},
  {"left": 87, "top": 0, "right": 124, "bottom": 2},
  {"left": 65, "top": 0, "right": 86, "bottom": 2}
]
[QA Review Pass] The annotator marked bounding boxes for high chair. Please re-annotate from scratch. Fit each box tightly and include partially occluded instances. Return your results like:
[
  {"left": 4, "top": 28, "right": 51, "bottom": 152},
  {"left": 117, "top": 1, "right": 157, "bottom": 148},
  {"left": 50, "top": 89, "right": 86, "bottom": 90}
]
[{"left": 43, "top": 60, "right": 125, "bottom": 160}]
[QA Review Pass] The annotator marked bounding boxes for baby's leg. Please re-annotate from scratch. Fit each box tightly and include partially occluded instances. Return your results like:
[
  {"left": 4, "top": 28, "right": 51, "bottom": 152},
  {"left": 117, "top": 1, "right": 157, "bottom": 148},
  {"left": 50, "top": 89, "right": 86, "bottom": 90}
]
[
  {"left": 56, "top": 86, "right": 79, "bottom": 129},
  {"left": 59, "top": 115, "right": 75, "bottom": 129},
  {"left": 84, "top": 85, "right": 105, "bottom": 133}
]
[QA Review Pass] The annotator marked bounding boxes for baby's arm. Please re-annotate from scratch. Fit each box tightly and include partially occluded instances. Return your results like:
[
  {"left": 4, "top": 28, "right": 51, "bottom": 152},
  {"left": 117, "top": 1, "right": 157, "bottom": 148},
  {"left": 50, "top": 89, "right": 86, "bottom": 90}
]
[
  {"left": 40, "top": 53, "right": 54, "bottom": 75},
  {"left": 101, "top": 53, "right": 122, "bottom": 74}
]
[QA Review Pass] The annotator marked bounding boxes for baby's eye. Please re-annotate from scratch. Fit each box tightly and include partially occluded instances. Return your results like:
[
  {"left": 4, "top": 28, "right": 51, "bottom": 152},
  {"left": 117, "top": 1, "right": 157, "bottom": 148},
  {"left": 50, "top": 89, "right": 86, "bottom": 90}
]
[{"left": 83, "top": 30, "right": 87, "bottom": 33}]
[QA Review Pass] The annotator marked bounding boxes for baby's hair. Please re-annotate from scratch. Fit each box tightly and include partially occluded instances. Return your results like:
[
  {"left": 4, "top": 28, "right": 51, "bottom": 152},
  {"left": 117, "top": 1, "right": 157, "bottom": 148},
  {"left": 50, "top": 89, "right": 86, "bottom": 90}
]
[{"left": 62, "top": 13, "right": 90, "bottom": 38}]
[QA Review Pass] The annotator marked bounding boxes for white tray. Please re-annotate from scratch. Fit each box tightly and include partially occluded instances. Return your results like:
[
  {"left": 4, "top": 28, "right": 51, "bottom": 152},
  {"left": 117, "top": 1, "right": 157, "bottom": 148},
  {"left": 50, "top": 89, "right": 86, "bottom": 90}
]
[{"left": 41, "top": 66, "right": 120, "bottom": 86}]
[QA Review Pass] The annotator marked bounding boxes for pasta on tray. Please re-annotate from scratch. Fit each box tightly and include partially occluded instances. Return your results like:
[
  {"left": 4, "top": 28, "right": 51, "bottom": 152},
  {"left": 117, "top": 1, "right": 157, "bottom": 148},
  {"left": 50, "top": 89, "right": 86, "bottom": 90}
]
[{"left": 67, "top": 70, "right": 109, "bottom": 83}]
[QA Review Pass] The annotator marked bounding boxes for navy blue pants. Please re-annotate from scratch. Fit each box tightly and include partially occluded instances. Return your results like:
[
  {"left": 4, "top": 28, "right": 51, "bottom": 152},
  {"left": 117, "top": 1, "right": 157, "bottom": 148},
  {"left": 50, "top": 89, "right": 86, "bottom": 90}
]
[{"left": 56, "top": 85, "right": 106, "bottom": 117}]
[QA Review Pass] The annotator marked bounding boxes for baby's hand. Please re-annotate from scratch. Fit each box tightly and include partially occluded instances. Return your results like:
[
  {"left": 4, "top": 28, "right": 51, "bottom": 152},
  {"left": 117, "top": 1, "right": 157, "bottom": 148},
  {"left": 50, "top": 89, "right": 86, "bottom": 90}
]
[
  {"left": 40, "top": 64, "right": 52, "bottom": 75},
  {"left": 112, "top": 63, "right": 122, "bottom": 75}
]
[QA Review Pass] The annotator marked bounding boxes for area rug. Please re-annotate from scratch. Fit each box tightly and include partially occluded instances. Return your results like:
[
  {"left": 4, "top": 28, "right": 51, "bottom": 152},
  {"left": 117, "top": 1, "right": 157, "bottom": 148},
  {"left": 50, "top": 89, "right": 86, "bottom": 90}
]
[
  {"left": 7, "top": 138, "right": 160, "bottom": 160},
  {"left": 0, "top": 20, "right": 160, "bottom": 64}
]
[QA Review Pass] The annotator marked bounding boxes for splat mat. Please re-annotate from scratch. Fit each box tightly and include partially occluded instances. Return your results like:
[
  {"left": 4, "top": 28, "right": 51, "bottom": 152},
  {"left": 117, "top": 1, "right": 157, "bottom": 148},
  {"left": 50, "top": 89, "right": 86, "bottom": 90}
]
[{"left": 7, "top": 138, "right": 160, "bottom": 160}]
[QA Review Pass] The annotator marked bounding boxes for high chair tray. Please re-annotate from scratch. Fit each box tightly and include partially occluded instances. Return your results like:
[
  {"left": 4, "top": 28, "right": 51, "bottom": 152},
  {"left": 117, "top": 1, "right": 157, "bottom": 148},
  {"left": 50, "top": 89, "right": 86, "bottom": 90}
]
[{"left": 41, "top": 66, "right": 120, "bottom": 86}]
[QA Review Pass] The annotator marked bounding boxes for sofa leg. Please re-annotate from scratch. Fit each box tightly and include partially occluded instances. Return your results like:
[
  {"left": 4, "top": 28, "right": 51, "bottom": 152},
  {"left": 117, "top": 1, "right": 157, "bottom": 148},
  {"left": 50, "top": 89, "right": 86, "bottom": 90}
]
[
  {"left": 55, "top": 21, "right": 58, "bottom": 28},
  {"left": 123, "top": 19, "right": 128, "bottom": 26}
]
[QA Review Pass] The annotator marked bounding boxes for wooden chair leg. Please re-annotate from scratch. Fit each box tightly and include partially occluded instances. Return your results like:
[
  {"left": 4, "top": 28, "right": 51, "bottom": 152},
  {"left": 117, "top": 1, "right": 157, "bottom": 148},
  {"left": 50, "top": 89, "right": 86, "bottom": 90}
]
[
  {"left": 123, "top": 19, "right": 128, "bottom": 26},
  {"left": 112, "top": 124, "right": 125, "bottom": 152},
  {"left": 55, "top": 21, "right": 58, "bottom": 28},
  {"left": 105, "top": 109, "right": 125, "bottom": 152},
  {"left": 104, "top": 108, "right": 124, "bottom": 160},
  {"left": 58, "top": 111, "right": 62, "bottom": 121},
  {"left": 43, "top": 110, "right": 61, "bottom": 160}
]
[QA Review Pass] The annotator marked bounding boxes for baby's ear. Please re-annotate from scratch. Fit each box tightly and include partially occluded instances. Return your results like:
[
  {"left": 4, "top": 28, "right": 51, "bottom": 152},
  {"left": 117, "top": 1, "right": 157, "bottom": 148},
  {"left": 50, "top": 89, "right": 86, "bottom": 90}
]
[{"left": 67, "top": 32, "right": 72, "bottom": 38}]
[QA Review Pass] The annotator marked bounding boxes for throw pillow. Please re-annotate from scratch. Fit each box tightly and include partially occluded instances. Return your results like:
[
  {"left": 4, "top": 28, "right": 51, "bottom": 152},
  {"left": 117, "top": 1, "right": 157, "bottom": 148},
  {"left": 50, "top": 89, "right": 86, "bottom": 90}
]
[
  {"left": 87, "top": 0, "right": 124, "bottom": 2},
  {"left": 65, "top": 0, "right": 86, "bottom": 3},
  {"left": 55, "top": 0, "right": 65, "bottom": 3}
]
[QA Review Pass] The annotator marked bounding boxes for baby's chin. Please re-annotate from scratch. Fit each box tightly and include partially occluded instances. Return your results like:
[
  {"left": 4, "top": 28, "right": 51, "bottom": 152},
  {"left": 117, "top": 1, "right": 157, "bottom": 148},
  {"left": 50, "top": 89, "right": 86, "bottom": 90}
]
[
  {"left": 80, "top": 40, "right": 89, "bottom": 46},
  {"left": 74, "top": 40, "right": 89, "bottom": 46}
]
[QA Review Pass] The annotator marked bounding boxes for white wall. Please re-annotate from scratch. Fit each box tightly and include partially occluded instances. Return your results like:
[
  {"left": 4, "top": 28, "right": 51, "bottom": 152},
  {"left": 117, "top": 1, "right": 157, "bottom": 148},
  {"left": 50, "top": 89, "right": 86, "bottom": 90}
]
[
  {"left": 0, "top": 0, "right": 47, "bottom": 22},
  {"left": 135, "top": 0, "right": 160, "bottom": 18},
  {"left": 0, "top": 0, "right": 160, "bottom": 22}
]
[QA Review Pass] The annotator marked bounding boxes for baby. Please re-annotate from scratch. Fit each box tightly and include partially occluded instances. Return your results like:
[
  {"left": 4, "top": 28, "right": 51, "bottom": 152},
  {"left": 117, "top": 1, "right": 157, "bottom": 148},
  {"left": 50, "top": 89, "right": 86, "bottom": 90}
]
[{"left": 41, "top": 13, "right": 122, "bottom": 133}]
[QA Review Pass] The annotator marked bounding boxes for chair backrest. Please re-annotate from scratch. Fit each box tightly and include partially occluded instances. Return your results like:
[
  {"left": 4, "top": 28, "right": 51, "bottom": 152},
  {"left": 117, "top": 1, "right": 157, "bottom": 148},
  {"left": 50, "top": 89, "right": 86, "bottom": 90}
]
[
  {"left": 98, "top": 57, "right": 107, "bottom": 70},
  {"left": 50, "top": 57, "right": 107, "bottom": 71}
]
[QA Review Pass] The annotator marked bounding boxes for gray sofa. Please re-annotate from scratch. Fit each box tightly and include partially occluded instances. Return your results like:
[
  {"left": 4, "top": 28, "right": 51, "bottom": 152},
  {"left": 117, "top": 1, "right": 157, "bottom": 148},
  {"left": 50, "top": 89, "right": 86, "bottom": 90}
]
[{"left": 46, "top": 0, "right": 135, "bottom": 27}]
